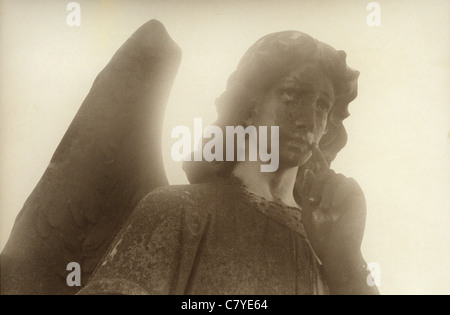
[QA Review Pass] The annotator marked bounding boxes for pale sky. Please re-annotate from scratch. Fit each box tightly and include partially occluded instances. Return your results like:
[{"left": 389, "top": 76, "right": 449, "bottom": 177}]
[{"left": 1, "top": 0, "right": 449, "bottom": 294}]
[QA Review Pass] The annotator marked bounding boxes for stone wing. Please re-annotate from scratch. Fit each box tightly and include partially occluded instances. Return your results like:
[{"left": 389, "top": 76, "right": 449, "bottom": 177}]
[{"left": 1, "top": 20, "right": 181, "bottom": 294}]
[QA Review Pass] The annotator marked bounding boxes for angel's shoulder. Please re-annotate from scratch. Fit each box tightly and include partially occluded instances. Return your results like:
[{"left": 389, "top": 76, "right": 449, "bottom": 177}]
[{"left": 131, "top": 183, "right": 223, "bottom": 222}]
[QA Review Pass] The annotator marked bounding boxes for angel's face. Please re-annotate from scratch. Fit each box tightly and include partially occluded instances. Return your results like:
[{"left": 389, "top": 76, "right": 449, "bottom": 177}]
[{"left": 252, "top": 64, "right": 335, "bottom": 168}]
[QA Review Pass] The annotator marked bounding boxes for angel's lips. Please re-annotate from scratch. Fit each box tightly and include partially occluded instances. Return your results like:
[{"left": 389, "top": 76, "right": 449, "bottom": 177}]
[
  {"left": 285, "top": 139, "right": 314, "bottom": 150},
  {"left": 282, "top": 131, "right": 316, "bottom": 149}
]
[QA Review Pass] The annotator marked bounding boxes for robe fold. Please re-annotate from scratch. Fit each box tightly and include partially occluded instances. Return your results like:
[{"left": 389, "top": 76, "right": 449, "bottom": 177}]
[{"left": 78, "top": 179, "right": 327, "bottom": 295}]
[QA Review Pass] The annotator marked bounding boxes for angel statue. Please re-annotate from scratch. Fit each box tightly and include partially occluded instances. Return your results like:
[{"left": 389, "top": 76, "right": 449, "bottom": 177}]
[{"left": 1, "top": 20, "right": 379, "bottom": 295}]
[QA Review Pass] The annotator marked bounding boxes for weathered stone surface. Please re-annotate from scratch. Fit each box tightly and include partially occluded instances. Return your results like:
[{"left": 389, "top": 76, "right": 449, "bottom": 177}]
[
  {"left": 78, "top": 179, "right": 327, "bottom": 295},
  {"left": 1, "top": 20, "right": 181, "bottom": 294}
]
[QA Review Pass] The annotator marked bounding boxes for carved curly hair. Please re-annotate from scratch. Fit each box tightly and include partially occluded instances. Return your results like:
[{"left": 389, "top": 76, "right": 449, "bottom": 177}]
[{"left": 183, "top": 31, "right": 360, "bottom": 186}]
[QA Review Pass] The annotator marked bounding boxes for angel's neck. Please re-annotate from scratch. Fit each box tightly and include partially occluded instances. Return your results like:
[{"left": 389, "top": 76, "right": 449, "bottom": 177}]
[{"left": 232, "top": 161, "right": 299, "bottom": 208}]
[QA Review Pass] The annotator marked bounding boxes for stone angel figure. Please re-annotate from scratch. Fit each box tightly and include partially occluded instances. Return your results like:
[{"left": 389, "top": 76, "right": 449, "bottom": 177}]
[{"left": 1, "top": 20, "right": 379, "bottom": 295}]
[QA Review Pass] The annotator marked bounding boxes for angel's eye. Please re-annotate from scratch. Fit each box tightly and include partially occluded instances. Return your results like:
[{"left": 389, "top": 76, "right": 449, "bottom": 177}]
[
  {"left": 284, "top": 88, "right": 296, "bottom": 97},
  {"left": 279, "top": 88, "right": 297, "bottom": 102},
  {"left": 316, "top": 98, "right": 331, "bottom": 113}
]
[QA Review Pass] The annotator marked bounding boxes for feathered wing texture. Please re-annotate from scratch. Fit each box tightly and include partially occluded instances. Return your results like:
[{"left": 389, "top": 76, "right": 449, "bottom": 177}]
[{"left": 0, "top": 20, "right": 181, "bottom": 294}]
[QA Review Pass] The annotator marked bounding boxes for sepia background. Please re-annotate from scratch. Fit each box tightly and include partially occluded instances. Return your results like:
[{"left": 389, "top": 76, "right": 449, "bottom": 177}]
[{"left": 0, "top": 0, "right": 449, "bottom": 294}]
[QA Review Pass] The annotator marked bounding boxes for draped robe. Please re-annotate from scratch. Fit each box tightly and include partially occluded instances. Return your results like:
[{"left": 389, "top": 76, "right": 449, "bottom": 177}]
[{"left": 79, "top": 178, "right": 328, "bottom": 295}]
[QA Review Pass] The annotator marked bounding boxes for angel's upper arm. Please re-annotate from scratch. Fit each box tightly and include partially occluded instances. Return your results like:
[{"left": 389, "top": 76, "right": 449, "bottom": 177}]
[{"left": 78, "top": 186, "right": 208, "bottom": 295}]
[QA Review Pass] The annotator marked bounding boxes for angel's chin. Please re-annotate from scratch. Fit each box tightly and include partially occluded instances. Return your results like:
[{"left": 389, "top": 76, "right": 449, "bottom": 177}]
[{"left": 279, "top": 147, "right": 312, "bottom": 168}]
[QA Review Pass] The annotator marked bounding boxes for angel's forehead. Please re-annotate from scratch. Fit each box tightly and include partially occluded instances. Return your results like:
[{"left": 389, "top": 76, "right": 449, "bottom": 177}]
[{"left": 275, "top": 65, "right": 335, "bottom": 95}]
